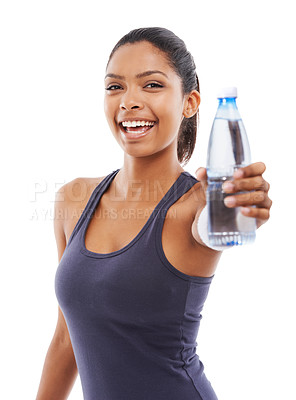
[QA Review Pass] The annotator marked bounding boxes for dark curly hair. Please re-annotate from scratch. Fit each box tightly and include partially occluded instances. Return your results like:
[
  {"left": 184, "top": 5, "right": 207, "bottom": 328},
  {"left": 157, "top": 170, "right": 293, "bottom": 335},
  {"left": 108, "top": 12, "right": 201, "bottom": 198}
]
[{"left": 106, "top": 27, "right": 200, "bottom": 166}]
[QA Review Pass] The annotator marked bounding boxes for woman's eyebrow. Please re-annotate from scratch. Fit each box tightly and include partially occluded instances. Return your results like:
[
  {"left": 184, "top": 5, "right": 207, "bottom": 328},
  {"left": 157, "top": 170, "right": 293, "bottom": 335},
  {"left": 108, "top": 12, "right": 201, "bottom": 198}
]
[{"left": 105, "top": 70, "right": 168, "bottom": 80}]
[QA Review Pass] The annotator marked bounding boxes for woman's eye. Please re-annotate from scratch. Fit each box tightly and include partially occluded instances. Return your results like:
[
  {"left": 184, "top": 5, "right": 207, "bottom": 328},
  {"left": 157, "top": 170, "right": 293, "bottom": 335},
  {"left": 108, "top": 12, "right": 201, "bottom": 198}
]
[
  {"left": 105, "top": 83, "right": 163, "bottom": 91},
  {"left": 105, "top": 85, "right": 121, "bottom": 91},
  {"left": 145, "top": 83, "right": 163, "bottom": 88}
]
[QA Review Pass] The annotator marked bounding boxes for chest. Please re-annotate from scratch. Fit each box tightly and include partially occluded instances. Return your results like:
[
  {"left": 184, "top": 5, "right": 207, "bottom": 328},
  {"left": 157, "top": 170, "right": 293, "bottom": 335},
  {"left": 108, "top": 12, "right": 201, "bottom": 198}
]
[
  {"left": 83, "top": 192, "right": 203, "bottom": 274},
  {"left": 64, "top": 179, "right": 218, "bottom": 278}
]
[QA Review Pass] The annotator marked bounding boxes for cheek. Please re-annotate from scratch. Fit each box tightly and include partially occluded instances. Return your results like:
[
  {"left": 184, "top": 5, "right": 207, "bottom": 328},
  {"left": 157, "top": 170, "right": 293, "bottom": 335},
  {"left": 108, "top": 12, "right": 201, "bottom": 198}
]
[
  {"left": 104, "top": 100, "right": 118, "bottom": 135},
  {"left": 155, "top": 94, "right": 184, "bottom": 130},
  {"left": 103, "top": 97, "right": 109, "bottom": 120},
  {"left": 104, "top": 96, "right": 115, "bottom": 122}
]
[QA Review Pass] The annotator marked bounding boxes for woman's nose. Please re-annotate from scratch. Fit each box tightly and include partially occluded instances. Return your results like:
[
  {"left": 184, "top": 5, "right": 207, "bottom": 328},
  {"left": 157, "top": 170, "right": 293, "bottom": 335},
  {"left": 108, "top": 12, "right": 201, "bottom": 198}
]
[{"left": 120, "top": 91, "right": 144, "bottom": 111}]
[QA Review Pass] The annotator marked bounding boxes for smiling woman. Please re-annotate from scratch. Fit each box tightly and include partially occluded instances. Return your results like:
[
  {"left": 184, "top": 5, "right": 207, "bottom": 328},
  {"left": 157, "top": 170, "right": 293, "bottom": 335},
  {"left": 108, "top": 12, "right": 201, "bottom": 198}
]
[
  {"left": 36, "top": 27, "right": 272, "bottom": 400},
  {"left": 103, "top": 38, "right": 200, "bottom": 162}
]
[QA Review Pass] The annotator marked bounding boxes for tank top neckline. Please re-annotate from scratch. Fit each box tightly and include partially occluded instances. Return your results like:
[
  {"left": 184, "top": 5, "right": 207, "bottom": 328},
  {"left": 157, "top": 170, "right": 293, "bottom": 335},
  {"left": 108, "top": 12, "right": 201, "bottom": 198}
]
[{"left": 80, "top": 169, "right": 191, "bottom": 259}]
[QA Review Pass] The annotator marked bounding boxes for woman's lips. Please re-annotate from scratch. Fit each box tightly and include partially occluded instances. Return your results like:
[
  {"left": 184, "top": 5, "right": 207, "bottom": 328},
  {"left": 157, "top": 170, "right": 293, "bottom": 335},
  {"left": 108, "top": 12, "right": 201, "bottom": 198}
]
[{"left": 119, "top": 122, "right": 155, "bottom": 139}]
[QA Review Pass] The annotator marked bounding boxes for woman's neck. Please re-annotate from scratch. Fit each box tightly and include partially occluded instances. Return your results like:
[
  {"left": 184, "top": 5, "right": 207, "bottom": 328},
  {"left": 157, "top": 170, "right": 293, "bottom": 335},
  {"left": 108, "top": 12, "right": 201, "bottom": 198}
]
[{"left": 110, "top": 157, "right": 184, "bottom": 203}]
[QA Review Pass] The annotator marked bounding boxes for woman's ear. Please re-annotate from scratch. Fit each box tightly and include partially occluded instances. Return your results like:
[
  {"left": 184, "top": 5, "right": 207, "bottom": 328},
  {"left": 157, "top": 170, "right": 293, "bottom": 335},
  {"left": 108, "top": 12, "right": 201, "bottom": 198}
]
[{"left": 183, "top": 90, "right": 201, "bottom": 118}]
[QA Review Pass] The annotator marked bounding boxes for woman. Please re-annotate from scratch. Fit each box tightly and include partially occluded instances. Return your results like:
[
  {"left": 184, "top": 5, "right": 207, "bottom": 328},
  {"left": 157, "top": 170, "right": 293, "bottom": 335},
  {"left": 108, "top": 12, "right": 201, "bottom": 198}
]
[{"left": 36, "top": 27, "right": 272, "bottom": 400}]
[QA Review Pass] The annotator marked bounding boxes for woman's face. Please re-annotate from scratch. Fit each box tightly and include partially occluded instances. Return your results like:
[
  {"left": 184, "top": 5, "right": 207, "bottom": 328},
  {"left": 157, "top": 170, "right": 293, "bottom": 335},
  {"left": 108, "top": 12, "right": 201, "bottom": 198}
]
[{"left": 104, "top": 41, "right": 188, "bottom": 159}]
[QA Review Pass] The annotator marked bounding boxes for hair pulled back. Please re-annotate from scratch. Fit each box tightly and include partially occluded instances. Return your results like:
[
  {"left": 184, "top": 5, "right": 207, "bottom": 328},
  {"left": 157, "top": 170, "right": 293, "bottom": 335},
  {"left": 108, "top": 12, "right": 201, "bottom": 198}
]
[{"left": 106, "top": 27, "right": 200, "bottom": 166}]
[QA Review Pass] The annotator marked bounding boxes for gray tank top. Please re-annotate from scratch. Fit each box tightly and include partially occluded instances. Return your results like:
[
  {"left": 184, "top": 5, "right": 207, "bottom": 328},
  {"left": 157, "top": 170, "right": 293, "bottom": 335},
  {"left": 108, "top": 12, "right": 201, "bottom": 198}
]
[{"left": 55, "top": 169, "right": 218, "bottom": 400}]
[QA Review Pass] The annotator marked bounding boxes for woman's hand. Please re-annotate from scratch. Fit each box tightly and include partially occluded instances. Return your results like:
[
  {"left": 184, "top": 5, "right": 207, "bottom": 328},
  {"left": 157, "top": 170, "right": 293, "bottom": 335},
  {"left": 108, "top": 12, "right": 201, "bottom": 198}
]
[{"left": 195, "top": 162, "right": 272, "bottom": 229}]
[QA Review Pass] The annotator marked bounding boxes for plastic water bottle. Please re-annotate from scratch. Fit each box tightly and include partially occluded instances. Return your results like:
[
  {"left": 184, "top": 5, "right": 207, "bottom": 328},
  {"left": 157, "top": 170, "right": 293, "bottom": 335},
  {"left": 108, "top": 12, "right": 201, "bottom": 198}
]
[{"left": 206, "top": 87, "right": 256, "bottom": 247}]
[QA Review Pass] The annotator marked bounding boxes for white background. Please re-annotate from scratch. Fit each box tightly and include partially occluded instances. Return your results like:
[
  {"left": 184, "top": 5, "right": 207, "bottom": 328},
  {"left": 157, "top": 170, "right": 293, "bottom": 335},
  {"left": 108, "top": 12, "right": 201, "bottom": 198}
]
[{"left": 1, "top": 0, "right": 295, "bottom": 399}]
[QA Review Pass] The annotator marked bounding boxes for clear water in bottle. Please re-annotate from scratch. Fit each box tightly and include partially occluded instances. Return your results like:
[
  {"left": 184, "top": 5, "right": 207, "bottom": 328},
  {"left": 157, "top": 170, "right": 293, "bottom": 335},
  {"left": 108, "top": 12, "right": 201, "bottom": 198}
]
[{"left": 206, "top": 87, "right": 256, "bottom": 247}]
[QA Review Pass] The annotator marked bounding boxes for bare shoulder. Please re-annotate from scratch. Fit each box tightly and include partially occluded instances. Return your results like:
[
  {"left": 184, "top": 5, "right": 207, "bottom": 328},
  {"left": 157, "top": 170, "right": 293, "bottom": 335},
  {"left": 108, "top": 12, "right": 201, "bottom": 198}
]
[{"left": 55, "top": 176, "right": 106, "bottom": 244}]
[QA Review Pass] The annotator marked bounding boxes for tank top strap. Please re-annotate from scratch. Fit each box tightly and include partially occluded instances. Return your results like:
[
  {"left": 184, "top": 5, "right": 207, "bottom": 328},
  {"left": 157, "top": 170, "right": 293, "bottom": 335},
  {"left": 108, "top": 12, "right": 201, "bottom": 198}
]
[
  {"left": 153, "top": 171, "right": 200, "bottom": 279},
  {"left": 66, "top": 169, "right": 120, "bottom": 248},
  {"left": 158, "top": 171, "right": 198, "bottom": 212},
  {"left": 139, "top": 171, "right": 198, "bottom": 227}
]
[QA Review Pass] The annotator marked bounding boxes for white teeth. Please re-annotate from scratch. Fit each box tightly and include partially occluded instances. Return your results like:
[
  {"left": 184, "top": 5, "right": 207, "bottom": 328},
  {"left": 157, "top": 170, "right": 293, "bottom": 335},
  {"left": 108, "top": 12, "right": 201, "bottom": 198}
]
[{"left": 122, "top": 121, "right": 155, "bottom": 127}]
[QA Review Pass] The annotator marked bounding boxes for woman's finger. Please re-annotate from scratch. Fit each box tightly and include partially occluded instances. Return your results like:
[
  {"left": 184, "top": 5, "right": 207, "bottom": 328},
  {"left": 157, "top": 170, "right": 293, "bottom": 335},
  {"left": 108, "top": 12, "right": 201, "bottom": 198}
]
[
  {"left": 224, "top": 190, "right": 271, "bottom": 208},
  {"left": 233, "top": 161, "right": 266, "bottom": 179},
  {"left": 222, "top": 176, "right": 270, "bottom": 193},
  {"left": 240, "top": 206, "right": 271, "bottom": 227}
]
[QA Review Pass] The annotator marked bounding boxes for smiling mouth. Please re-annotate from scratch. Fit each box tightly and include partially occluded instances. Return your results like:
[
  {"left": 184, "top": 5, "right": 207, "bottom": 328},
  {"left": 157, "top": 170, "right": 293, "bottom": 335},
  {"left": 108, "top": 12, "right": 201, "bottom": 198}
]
[{"left": 119, "top": 121, "right": 156, "bottom": 135}]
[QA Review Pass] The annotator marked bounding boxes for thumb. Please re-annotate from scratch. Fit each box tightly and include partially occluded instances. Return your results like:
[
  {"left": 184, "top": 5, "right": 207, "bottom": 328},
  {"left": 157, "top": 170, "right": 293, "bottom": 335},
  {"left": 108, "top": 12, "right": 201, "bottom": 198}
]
[{"left": 195, "top": 167, "right": 207, "bottom": 182}]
